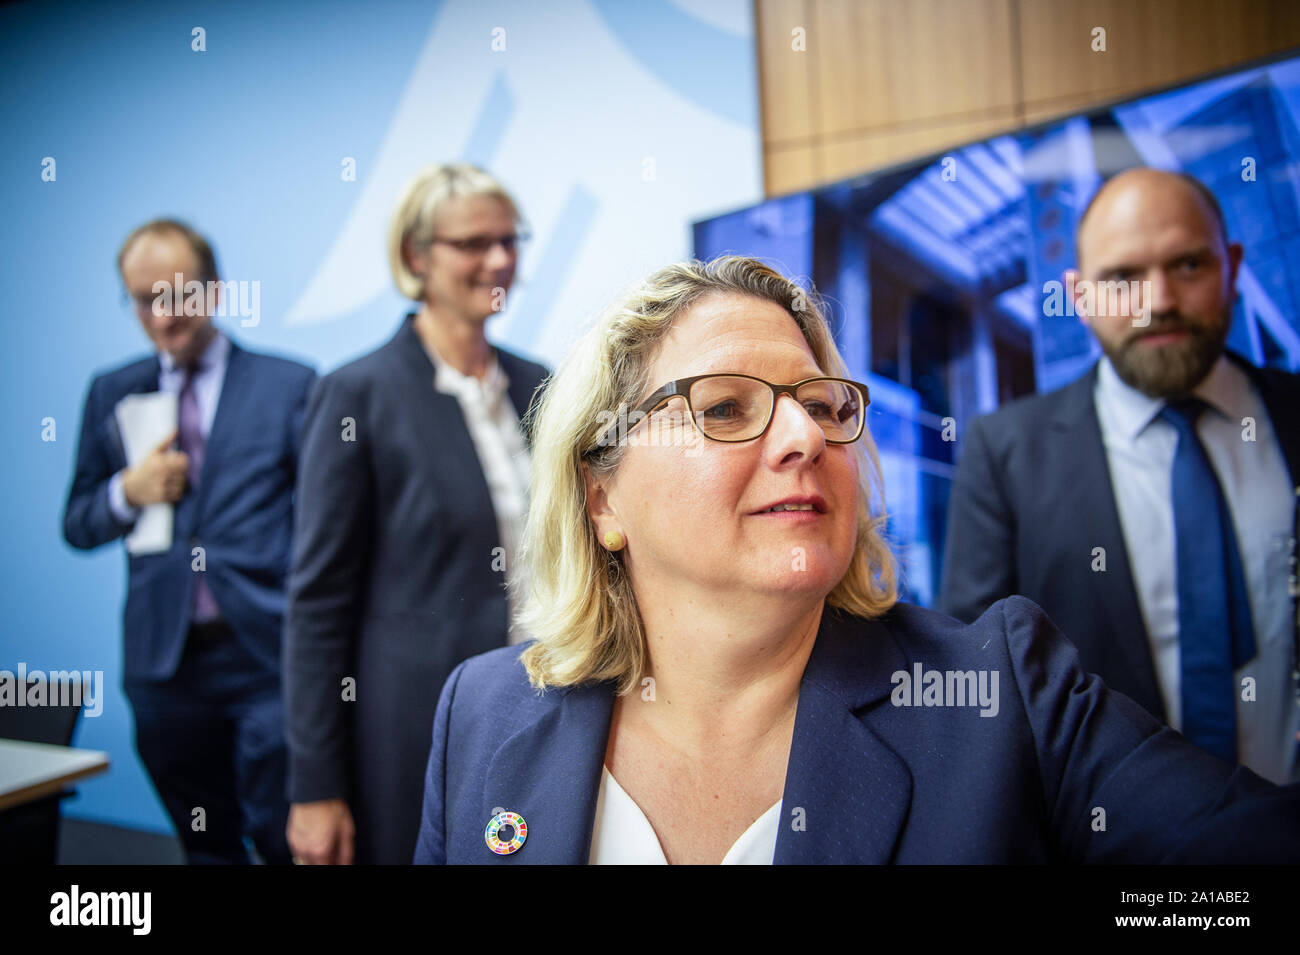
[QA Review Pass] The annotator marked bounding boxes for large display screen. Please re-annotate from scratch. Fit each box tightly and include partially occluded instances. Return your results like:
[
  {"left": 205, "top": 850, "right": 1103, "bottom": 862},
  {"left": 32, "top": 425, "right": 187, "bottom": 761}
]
[{"left": 695, "top": 51, "right": 1300, "bottom": 606}]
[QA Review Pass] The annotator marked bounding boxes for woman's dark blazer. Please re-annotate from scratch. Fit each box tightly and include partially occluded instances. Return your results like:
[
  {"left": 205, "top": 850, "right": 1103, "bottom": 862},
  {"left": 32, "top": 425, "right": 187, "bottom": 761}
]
[
  {"left": 285, "top": 313, "right": 549, "bottom": 864},
  {"left": 414, "top": 597, "right": 1300, "bottom": 864}
]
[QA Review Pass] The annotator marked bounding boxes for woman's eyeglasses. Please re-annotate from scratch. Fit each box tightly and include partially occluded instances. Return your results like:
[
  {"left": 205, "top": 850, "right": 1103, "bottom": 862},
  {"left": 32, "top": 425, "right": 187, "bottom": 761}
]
[
  {"left": 430, "top": 231, "right": 530, "bottom": 255},
  {"left": 590, "top": 373, "right": 869, "bottom": 452}
]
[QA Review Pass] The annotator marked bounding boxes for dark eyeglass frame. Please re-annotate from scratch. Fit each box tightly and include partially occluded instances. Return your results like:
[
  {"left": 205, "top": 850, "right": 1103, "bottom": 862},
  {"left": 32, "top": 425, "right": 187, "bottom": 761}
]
[
  {"left": 429, "top": 231, "right": 531, "bottom": 255},
  {"left": 589, "top": 373, "right": 870, "bottom": 453},
  {"left": 121, "top": 288, "right": 177, "bottom": 316}
]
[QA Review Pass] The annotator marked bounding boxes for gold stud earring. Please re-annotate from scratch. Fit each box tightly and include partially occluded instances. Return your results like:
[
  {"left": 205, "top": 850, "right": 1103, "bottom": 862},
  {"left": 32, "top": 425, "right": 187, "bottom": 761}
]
[{"left": 603, "top": 530, "right": 625, "bottom": 552}]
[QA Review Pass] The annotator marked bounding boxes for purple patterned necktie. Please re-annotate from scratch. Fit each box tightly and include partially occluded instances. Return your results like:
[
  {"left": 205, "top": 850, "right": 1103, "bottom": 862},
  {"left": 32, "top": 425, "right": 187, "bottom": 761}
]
[{"left": 179, "top": 366, "right": 221, "bottom": 622}]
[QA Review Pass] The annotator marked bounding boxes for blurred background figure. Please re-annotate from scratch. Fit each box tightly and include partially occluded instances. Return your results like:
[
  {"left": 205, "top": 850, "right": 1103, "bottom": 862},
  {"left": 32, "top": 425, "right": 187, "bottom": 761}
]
[
  {"left": 284, "top": 164, "right": 550, "bottom": 864},
  {"left": 63, "top": 219, "right": 316, "bottom": 862},
  {"left": 940, "top": 170, "right": 1300, "bottom": 784}
]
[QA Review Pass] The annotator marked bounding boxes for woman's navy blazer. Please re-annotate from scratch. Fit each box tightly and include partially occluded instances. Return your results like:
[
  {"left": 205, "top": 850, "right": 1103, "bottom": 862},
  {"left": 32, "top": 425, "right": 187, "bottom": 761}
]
[
  {"left": 285, "top": 314, "right": 549, "bottom": 863},
  {"left": 415, "top": 597, "right": 1300, "bottom": 864}
]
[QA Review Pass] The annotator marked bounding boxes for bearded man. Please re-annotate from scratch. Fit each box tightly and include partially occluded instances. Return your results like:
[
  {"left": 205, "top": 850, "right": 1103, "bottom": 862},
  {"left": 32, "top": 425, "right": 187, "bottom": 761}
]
[{"left": 939, "top": 168, "right": 1300, "bottom": 784}]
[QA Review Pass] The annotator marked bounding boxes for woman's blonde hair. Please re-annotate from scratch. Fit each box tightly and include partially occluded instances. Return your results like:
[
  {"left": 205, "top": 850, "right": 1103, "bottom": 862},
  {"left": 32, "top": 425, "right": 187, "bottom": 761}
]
[
  {"left": 518, "top": 256, "right": 898, "bottom": 694},
  {"left": 387, "top": 163, "right": 521, "bottom": 300}
]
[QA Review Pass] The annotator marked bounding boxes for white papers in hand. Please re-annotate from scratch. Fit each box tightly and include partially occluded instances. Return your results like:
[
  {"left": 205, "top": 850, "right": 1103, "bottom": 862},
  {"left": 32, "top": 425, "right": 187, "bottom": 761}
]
[{"left": 114, "top": 392, "right": 178, "bottom": 555}]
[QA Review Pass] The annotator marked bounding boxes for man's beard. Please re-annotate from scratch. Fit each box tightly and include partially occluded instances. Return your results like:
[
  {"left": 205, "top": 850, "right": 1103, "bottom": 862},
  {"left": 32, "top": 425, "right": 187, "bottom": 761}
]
[{"left": 1099, "top": 310, "right": 1230, "bottom": 400}]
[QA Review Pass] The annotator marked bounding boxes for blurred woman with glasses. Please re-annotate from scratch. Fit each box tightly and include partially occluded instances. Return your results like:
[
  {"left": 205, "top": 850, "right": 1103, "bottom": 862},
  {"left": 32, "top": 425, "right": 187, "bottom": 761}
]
[
  {"left": 414, "top": 255, "right": 1300, "bottom": 864},
  {"left": 284, "top": 164, "right": 549, "bottom": 864}
]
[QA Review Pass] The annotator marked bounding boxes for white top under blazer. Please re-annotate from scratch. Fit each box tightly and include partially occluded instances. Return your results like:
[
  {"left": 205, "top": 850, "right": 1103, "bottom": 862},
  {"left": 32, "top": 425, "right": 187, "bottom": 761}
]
[{"left": 587, "top": 767, "right": 782, "bottom": 864}]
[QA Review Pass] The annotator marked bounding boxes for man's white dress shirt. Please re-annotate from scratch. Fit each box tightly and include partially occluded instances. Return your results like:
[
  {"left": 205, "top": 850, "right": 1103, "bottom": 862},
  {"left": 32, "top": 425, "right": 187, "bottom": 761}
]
[{"left": 1094, "top": 355, "right": 1298, "bottom": 783}]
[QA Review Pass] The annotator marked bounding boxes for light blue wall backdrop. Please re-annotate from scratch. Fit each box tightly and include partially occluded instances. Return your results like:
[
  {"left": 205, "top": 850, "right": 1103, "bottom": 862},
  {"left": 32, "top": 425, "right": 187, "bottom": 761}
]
[{"left": 1, "top": 0, "right": 760, "bottom": 833}]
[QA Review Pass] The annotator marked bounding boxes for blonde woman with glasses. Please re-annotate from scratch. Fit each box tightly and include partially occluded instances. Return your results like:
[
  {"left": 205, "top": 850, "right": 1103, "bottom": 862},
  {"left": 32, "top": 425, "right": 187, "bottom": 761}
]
[
  {"left": 415, "top": 256, "right": 1299, "bottom": 865},
  {"left": 285, "top": 164, "right": 549, "bottom": 864}
]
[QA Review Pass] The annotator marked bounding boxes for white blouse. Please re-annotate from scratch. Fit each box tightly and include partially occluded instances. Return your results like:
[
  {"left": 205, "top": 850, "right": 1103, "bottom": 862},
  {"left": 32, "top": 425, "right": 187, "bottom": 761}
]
[
  {"left": 587, "top": 767, "right": 782, "bottom": 865},
  {"left": 424, "top": 345, "right": 533, "bottom": 645}
]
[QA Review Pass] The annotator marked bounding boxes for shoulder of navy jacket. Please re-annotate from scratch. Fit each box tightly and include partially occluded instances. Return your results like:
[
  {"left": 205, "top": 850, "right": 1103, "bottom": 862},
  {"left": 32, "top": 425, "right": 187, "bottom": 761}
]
[
  {"left": 555, "top": 677, "right": 614, "bottom": 699},
  {"left": 798, "top": 605, "right": 905, "bottom": 711},
  {"left": 1046, "top": 364, "right": 1102, "bottom": 428}
]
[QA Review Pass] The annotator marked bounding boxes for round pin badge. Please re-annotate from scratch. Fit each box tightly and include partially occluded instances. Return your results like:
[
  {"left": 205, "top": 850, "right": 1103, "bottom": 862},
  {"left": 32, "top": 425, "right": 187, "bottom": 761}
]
[{"left": 484, "top": 810, "right": 528, "bottom": 855}]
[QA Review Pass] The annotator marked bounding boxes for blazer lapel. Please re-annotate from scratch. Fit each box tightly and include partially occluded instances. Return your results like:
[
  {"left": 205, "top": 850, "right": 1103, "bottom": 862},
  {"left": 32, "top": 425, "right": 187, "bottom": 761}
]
[
  {"left": 775, "top": 607, "right": 913, "bottom": 864},
  {"left": 1232, "top": 354, "right": 1300, "bottom": 695},
  {"left": 103, "top": 357, "right": 162, "bottom": 471},
  {"left": 479, "top": 681, "right": 614, "bottom": 864},
  {"left": 127, "top": 356, "right": 162, "bottom": 394},
  {"left": 390, "top": 316, "right": 501, "bottom": 520},
  {"left": 478, "top": 606, "right": 913, "bottom": 865},
  {"left": 1234, "top": 353, "right": 1300, "bottom": 484},
  {"left": 497, "top": 349, "right": 546, "bottom": 451},
  {"left": 1047, "top": 368, "right": 1164, "bottom": 719},
  {"left": 188, "top": 340, "right": 251, "bottom": 522}
]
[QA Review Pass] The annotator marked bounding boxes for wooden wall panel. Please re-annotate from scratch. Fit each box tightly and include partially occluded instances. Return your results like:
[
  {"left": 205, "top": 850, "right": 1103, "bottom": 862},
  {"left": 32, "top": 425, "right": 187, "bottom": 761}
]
[
  {"left": 809, "top": 0, "right": 870, "bottom": 139},
  {"left": 755, "top": 0, "right": 1300, "bottom": 196},
  {"left": 819, "top": 112, "right": 1019, "bottom": 183},
  {"left": 852, "top": 0, "right": 1017, "bottom": 128},
  {"left": 765, "top": 143, "right": 820, "bottom": 196},
  {"left": 756, "top": 0, "right": 814, "bottom": 146},
  {"left": 1017, "top": 0, "right": 1300, "bottom": 111},
  {"left": 806, "top": 0, "right": 1016, "bottom": 142},
  {"left": 1019, "top": 92, "right": 1124, "bottom": 128}
]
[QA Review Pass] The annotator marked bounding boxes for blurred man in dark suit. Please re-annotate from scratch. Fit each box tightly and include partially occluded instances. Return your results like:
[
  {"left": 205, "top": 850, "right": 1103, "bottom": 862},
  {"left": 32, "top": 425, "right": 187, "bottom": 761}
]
[
  {"left": 940, "top": 169, "right": 1299, "bottom": 784},
  {"left": 63, "top": 219, "right": 315, "bottom": 862}
]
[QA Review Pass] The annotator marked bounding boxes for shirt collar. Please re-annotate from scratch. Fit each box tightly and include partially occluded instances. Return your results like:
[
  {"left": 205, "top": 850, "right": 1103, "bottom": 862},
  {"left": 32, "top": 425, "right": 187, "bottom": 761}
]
[
  {"left": 159, "top": 329, "right": 228, "bottom": 376},
  {"left": 423, "top": 336, "right": 509, "bottom": 403},
  {"left": 1095, "top": 357, "right": 1163, "bottom": 441},
  {"left": 1096, "top": 353, "right": 1247, "bottom": 441},
  {"left": 1189, "top": 353, "right": 1249, "bottom": 424}
]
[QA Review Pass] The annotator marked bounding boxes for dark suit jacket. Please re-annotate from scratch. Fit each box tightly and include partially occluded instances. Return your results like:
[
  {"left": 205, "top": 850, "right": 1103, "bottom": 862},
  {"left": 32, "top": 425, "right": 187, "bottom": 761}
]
[
  {"left": 284, "top": 313, "right": 549, "bottom": 864},
  {"left": 414, "top": 598, "right": 1300, "bottom": 863},
  {"left": 938, "top": 356, "right": 1300, "bottom": 721},
  {"left": 62, "top": 339, "right": 316, "bottom": 683}
]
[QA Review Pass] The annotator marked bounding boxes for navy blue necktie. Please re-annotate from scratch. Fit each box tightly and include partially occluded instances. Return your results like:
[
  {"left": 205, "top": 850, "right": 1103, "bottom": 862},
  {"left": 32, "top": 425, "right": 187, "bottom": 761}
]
[{"left": 1159, "top": 399, "right": 1256, "bottom": 763}]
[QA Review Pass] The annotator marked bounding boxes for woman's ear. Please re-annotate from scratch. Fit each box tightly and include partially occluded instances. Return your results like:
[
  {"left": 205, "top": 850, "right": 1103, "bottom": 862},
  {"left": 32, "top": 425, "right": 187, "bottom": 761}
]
[
  {"left": 403, "top": 237, "right": 427, "bottom": 278},
  {"left": 582, "top": 463, "right": 616, "bottom": 531}
]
